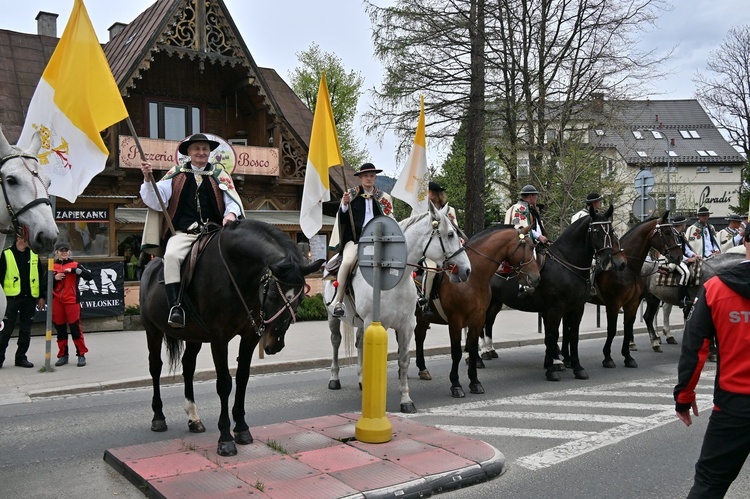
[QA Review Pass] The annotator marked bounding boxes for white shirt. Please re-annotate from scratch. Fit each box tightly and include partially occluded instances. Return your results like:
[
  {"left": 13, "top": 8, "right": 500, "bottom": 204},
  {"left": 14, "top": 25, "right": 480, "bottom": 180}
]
[{"left": 140, "top": 164, "right": 241, "bottom": 218}]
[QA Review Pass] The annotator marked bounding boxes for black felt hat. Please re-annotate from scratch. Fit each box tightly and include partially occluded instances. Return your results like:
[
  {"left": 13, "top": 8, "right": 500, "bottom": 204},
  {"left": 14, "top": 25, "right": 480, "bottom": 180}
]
[
  {"left": 671, "top": 215, "right": 687, "bottom": 224},
  {"left": 585, "top": 192, "right": 603, "bottom": 204},
  {"left": 696, "top": 206, "right": 712, "bottom": 216},
  {"left": 725, "top": 214, "right": 743, "bottom": 221},
  {"left": 518, "top": 184, "right": 540, "bottom": 195},
  {"left": 354, "top": 163, "right": 383, "bottom": 176},
  {"left": 429, "top": 181, "right": 445, "bottom": 192},
  {"left": 178, "top": 133, "right": 221, "bottom": 155}
]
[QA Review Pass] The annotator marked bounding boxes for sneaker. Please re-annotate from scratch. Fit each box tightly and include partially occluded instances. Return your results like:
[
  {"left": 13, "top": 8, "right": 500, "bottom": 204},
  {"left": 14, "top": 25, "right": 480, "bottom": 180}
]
[
  {"left": 15, "top": 359, "right": 34, "bottom": 368},
  {"left": 77, "top": 356, "right": 86, "bottom": 367},
  {"left": 55, "top": 356, "right": 69, "bottom": 367},
  {"left": 332, "top": 303, "right": 345, "bottom": 317}
]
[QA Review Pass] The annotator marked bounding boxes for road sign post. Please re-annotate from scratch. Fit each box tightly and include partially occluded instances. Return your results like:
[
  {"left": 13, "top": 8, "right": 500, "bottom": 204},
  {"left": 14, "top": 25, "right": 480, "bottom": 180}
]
[
  {"left": 633, "top": 170, "right": 656, "bottom": 221},
  {"left": 355, "top": 216, "right": 407, "bottom": 444}
]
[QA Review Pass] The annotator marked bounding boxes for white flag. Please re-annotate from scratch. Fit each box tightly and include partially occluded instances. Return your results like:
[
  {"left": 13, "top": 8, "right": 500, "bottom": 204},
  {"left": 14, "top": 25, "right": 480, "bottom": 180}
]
[{"left": 392, "top": 96, "right": 429, "bottom": 213}]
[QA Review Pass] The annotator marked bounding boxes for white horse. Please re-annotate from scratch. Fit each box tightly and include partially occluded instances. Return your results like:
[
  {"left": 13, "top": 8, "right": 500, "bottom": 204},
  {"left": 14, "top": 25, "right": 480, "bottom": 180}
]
[
  {"left": 0, "top": 126, "right": 59, "bottom": 320},
  {"left": 325, "top": 203, "right": 471, "bottom": 413}
]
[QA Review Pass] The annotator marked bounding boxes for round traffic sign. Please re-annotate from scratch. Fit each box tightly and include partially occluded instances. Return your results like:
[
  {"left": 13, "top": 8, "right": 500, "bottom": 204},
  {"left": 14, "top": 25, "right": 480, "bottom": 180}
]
[
  {"left": 634, "top": 169, "right": 655, "bottom": 195},
  {"left": 358, "top": 216, "right": 408, "bottom": 291},
  {"left": 632, "top": 195, "right": 657, "bottom": 221}
]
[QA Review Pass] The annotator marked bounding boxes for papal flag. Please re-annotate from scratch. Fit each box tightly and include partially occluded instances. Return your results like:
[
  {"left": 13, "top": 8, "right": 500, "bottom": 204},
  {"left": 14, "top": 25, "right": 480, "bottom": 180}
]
[
  {"left": 392, "top": 95, "right": 429, "bottom": 214},
  {"left": 300, "top": 73, "right": 343, "bottom": 238},
  {"left": 18, "top": 0, "right": 128, "bottom": 203}
]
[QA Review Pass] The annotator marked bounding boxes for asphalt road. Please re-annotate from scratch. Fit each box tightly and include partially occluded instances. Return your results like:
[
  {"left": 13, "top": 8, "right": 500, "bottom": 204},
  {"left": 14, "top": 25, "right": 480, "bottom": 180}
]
[{"left": 2, "top": 331, "right": 749, "bottom": 498}]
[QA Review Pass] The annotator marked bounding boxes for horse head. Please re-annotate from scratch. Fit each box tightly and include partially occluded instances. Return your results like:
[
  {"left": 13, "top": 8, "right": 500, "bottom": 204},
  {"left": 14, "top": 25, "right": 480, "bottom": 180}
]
[
  {"left": 589, "top": 205, "right": 626, "bottom": 271},
  {"left": 512, "top": 225, "right": 541, "bottom": 291},
  {"left": 652, "top": 210, "right": 683, "bottom": 265},
  {"left": 259, "top": 255, "right": 324, "bottom": 354},
  {"left": 0, "top": 127, "right": 58, "bottom": 253},
  {"left": 427, "top": 201, "right": 471, "bottom": 282}
]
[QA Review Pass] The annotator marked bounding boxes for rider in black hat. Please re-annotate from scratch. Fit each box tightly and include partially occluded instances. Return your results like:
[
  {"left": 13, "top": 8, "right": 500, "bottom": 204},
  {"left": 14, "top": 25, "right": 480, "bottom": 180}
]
[
  {"left": 687, "top": 206, "right": 720, "bottom": 259},
  {"left": 571, "top": 192, "right": 603, "bottom": 223},
  {"left": 668, "top": 215, "right": 699, "bottom": 308},
  {"left": 718, "top": 214, "right": 745, "bottom": 252},
  {"left": 504, "top": 185, "right": 548, "bottom": 244},
  {"left": 140, "top": 133, "right": 243, "bottom": 328},
  {"left": 331, "top": 163, "right": 395, "bottom": 317}
]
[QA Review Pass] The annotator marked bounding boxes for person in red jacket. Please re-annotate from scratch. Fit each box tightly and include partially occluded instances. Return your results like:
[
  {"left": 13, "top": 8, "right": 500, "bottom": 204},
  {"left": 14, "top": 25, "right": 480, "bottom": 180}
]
[
  {"left": 674, "top": 230, "right": 750, "bottom": 498},
  {"left": 52, "top": 241, "right": 93, "bottom": 367}
]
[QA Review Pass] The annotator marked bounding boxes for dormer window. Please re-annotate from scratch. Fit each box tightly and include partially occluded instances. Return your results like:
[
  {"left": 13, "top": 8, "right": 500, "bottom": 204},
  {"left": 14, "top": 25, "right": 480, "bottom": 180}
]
[
  {"left": 632, "top": 130, "right": 644, "bottom": 139},
  {"left": 148, "top": 101, "right": 202, "bottom": 140},
  {"left": 637, "top": 151, "right": 648, "bottom": 157}
]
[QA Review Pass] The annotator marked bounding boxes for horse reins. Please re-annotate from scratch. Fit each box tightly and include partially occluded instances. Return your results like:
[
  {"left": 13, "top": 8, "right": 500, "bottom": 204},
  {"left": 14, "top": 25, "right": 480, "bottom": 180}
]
[
  {"left": 468, "top": 230, "right": 535, "bottom": 280},
  {"left": 216, "top": 229, "right": 308, "bottom": 337},
  {"left": 415, "top": 217, "right": 466, "bottom": 275},
  {"left": 0, "top": 152, "right": 52, "bottom": 237}
]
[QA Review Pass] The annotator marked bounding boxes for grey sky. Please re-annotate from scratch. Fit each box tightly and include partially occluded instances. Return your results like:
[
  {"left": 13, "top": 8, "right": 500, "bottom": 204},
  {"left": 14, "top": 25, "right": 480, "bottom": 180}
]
[{"left": 3, "top": 0, "right": 750, "bottom": 177}]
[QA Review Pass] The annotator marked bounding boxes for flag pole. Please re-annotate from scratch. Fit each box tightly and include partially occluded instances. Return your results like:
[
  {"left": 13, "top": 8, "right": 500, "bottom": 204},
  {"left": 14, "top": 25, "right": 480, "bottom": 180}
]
[
  {"left": 124, "top": 117, "right": 175, "bottom": 236},
  {"left": 339, "top": 165, "right": 358, "bottom": 243}
]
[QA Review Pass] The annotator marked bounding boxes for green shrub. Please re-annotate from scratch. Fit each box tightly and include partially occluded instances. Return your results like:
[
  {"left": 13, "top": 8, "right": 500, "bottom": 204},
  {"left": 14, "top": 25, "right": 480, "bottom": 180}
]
[
  {"left": 125, "top": 305, "right": 140, "bottom": 316},
  {"left": 295, "top": 293, "right": 327, "bottom": 321}
]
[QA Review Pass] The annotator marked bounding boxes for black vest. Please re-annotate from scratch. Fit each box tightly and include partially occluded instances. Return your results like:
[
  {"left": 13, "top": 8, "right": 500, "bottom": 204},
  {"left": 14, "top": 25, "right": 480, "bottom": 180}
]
[{"left": 171, "top": 172, "right": 222, "bottom": 231}]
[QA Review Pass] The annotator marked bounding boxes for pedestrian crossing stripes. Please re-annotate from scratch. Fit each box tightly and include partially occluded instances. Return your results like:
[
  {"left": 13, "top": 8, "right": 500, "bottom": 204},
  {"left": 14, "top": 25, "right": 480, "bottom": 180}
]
[{"left": 406, "top": 373, "right": 716, "bottom": 470}]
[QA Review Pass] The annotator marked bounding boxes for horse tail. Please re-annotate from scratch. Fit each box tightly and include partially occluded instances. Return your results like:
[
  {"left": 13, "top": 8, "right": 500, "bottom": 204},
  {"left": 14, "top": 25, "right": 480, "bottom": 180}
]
[
  {"left": 343, "top": 321, "right": 355, "bottom": 364},
  {"left": 164, "top": 335, "right": 185, "bottom": 374}
]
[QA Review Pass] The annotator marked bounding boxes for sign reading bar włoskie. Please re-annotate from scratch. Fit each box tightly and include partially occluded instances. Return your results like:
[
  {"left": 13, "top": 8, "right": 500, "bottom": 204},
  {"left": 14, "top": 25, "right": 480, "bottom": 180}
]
[{"left": 118, "top": 136, "right": 279, "bottom": 176}]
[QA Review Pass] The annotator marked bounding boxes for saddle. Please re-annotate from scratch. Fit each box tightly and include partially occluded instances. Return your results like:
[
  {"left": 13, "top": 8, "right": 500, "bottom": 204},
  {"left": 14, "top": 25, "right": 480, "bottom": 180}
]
[
  {"left": 322, "top": 253, "right": 358, "bottom": 305},
  {"left": 655, "top": 258, "right": 703, "bottom": 287}
]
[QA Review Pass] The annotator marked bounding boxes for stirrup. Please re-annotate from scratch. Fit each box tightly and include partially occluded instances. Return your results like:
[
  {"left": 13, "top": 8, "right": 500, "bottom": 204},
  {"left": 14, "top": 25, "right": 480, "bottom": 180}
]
[
  {"left": 168, "top": 305, "right": 186, "bottom": 328},
  {"left": 332, "top": 302, "right": 345, "bottom": 317}
]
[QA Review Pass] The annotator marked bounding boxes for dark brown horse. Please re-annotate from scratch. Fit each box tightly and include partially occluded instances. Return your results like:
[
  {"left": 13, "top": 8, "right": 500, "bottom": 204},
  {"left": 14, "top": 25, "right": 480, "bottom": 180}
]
[
  {"left": 413, "top": 224, "right": 541, "bottom": 397},
  {"left": 140, "top": 220, "right": 323, "bottom": 456},
  {"left": 583, "top": 212, "right": 682, "bottom": 369},
  {"left": 481, "top": 206, "right": 627, "bottom": 381}
]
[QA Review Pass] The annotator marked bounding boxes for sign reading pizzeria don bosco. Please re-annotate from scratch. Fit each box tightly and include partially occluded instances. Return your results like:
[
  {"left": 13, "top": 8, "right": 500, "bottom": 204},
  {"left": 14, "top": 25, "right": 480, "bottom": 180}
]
[{"left": 118, "top": 136, "right": 279, "bottom": 176}]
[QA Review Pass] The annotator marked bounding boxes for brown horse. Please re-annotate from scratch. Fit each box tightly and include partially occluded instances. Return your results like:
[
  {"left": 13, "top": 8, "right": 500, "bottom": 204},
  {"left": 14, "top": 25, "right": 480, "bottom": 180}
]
[
  {"left": 583, "top": 211, "right": 683, "bottom": 369},
  {"left": 413, "top": 224, "right": 540, "bottom": 398}
]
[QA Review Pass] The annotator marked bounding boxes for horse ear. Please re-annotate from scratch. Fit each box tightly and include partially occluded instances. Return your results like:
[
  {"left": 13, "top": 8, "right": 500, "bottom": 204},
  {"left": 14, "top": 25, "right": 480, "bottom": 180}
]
[
  {"left": 661, "top": 210, "right": 669, "bottom": 223},
  {"left": 302, "top": 258, "right": 325, "bottom": 276},
  {"left": 25, "top": 132, "right": 42, "bottom": 156},
  {"left": 0, "top": 125, "right": 13, "bottom": 157},
  {"left": 605, "top": 204, "right": 614, "bottom": 219}
]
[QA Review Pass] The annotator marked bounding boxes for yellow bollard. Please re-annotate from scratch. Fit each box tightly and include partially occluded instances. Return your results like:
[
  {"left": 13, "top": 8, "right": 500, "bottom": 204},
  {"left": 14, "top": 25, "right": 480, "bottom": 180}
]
[{"left": 355, "top": 321, "right": 392, "bottom": 443}]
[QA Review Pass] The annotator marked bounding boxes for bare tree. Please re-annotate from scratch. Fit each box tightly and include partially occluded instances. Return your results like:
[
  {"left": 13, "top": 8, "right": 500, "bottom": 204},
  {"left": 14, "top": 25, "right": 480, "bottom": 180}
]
[
  {"left": 364, "top": 0, "right": 668, "bottom": 233},
  {"left": 694, "top": 24, "right": 750, "bottom": 159}
]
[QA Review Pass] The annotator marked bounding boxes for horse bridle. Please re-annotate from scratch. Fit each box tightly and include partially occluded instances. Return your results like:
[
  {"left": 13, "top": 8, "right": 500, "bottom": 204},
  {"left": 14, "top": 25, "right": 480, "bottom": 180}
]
[
  {"left": 547, "top": 219, "right": 620, "bottom": 279},
  {"left": 467, "top": 230, "right": 535, "bottom": 280},
  {"left": 419, "top": 216, "right": 466, "bottom": 275},
  {"left": 216, "top": 229, "right": 308, "bottom": 337},
  {"left": 651, "top": 223, "right": 682, "bottom": 256},
  {"left": 0, "top": 153, "right": 52, "bottom": 236}
]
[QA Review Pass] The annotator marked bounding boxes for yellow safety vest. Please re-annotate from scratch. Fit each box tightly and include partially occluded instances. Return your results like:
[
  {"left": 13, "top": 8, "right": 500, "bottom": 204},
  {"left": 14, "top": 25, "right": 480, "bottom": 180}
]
[{"left": 2, "top": 248, "right": 39, "bottom": 298}]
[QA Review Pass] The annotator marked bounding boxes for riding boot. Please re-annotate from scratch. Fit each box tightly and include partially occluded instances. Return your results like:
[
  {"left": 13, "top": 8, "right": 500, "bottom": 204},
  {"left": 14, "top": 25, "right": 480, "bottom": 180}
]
[
  {"left": 677, "top": 284, "right": 690, "bottom": 309},
  {"left": 165, "top": 283, "right": 186, "bottom": 328}
]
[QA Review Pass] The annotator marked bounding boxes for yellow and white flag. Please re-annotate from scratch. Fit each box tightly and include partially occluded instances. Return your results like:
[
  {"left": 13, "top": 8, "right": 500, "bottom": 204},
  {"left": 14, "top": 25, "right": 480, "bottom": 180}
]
[
  {"left": 300, "top": 73, "right": 343, "bottom": 238},
  {"left": 18, "top": 0, "right": 128, "bottom": 203},
  {"left": 392, "top": 96, "right": 429, "bottom": 214}
]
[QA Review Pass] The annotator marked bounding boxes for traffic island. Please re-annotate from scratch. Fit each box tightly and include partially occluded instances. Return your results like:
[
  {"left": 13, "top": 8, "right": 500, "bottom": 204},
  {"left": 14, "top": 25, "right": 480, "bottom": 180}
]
[{"left": 104, "top": 413, "right": 505, "bottom": 498}]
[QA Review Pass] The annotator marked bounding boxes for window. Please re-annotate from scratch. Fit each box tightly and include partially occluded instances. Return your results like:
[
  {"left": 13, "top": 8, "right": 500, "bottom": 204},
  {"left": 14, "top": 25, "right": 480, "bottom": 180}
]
[
  {"left": 667, "top": 150, "right": 678, "bottom": 157},
  {"left": 57, "top": 221, "right": 110, "bottom": 257},
  {"left": 651, "top": 130, "right": 663, "bottom": 139},
  {"left": 148, "top": 101, "right": 202, "bottom": 140},
  {"left": 696, "top": 150, "right": 708, "bottom": 157},
  {"left": 707, "top": 150, "right": 718, "bottom": 157},
  {"left": 679, "top": 130, "right": 692, "bottom": 139},
  {"left": 719, "top": 166, "right": 734, "bottom": 173},
  {"left": 602, "top": 157, "right": 616, "bottom": 177},
  {"left": 637, "top": 151, "right": 648, "bottom": 157},
  {"left": 696, "top": 166, "right": 709, "bottom": 173},
  {"left": 689, "top": 130, "right": 701, "bottom": 139},
  {"left": 632, "top": 130, "right": 644, "bottom": 139},
  {"left": 663, "top": 165, "right": 677, "bottom": 173},
  {"left": 517, "top": 158, "right": 530, "bottom": 177},
  {"left": 594, "top": 129, "right": 605, "bottom": 136}
]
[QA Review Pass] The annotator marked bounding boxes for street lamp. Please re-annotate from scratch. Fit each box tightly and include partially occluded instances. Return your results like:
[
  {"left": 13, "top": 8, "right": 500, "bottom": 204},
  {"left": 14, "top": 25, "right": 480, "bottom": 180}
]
[{"left": 665, "top": 135, "right": 671, "bottom": 212}]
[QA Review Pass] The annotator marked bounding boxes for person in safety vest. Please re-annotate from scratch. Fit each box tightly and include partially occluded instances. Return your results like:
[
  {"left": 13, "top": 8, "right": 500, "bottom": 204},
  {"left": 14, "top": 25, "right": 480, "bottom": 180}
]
[
  {"left": 52, "top": 241, "right": 93, "bottom": 367},
  {"left": 0, "top": 236, "right": 46, "bottom": 368}
]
